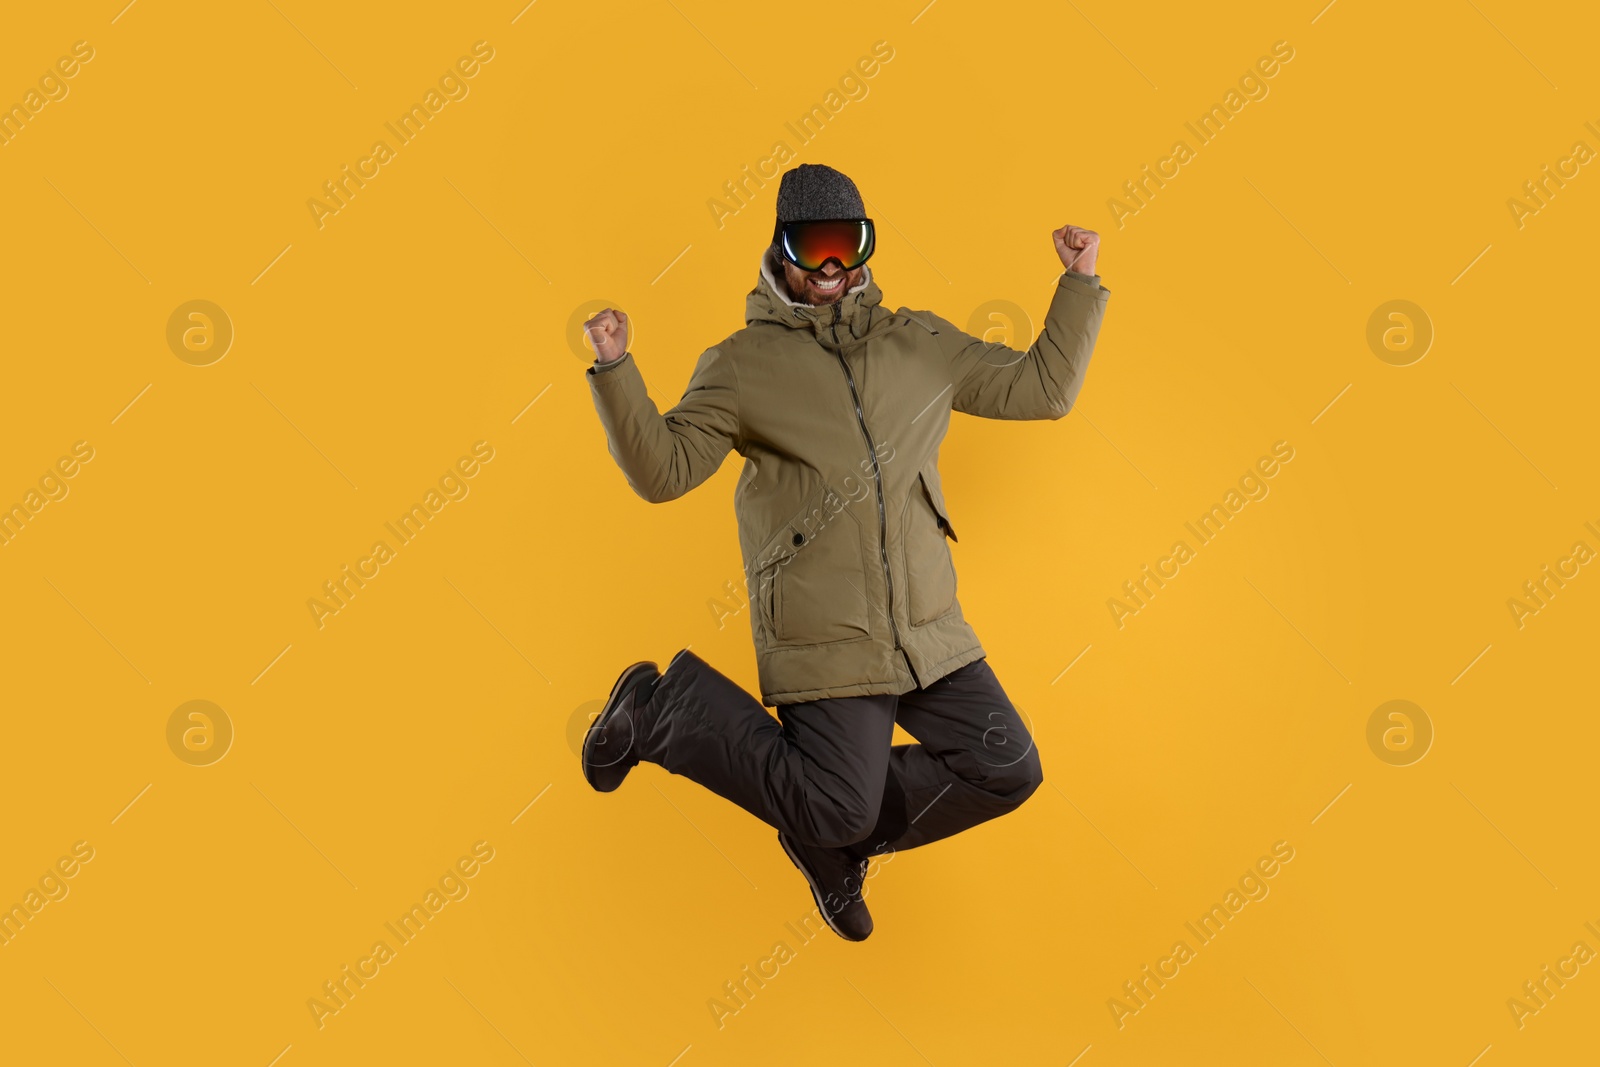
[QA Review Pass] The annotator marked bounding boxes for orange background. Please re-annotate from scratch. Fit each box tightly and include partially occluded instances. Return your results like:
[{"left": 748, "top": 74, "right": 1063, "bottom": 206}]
[{"left": 1, "top": 1, "right": 1596, "bottom": 1064}]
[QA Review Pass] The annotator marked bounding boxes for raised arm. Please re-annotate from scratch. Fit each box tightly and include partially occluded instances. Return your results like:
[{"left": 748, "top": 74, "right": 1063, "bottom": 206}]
[
  {"left": 584, "top": 309, "right": 740, "bottom": 504},
  {"left": 941, "top": 225, "right": 1110, "bottom": 421}
]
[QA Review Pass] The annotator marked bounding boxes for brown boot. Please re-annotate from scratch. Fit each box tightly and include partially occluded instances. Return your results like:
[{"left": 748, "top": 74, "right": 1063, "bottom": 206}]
[
  {"left": 778, "top": 831, "right": 874, "bottom": 942},
  {"left": 581, "top": 661, "right": 660, "bottom": 792}
]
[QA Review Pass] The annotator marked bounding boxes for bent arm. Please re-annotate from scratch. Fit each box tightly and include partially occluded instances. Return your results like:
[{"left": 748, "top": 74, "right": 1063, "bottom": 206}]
[
  {"left": 586, "top": 347, "right": 740, "bottom": 503},
  {"left": 944, "top": 269, "right": 1110, "bottom": 421}
]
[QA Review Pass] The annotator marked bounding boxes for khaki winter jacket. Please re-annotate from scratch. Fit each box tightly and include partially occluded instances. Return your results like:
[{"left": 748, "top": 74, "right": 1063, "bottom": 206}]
[{"left": 587, "top": 245, "right": 1109, "bottom": 706}]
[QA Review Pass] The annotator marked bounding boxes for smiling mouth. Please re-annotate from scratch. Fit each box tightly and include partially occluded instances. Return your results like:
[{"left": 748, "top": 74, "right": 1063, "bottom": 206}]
[{"left": 809, "top": 275, "right": 844, "bottom": 293}]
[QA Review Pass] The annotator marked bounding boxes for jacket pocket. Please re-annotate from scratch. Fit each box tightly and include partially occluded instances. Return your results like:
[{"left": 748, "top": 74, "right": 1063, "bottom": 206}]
[
  {"left": 904, "top": 468, "right": 958, "bottom": 626},
  {"left": 756, "top": 482, "right": 873, "bottom": 646}
]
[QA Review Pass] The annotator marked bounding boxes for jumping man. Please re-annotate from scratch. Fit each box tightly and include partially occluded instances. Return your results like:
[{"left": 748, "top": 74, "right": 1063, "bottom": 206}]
[{"left": 579, "top": 163, "right": 1109, "bottom": 940}]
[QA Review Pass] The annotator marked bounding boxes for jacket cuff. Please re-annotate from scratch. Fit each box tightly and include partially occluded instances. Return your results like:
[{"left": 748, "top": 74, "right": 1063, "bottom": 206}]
[
  {"left": 1061, "top": 270, "right": 1110, "bottom": 298},
  {"left": 587, "top": 352, "right": 633, "bottom": 377}
]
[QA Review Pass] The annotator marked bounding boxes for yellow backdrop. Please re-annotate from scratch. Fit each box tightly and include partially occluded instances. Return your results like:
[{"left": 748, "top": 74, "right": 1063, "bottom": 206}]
[{"left": 2, "top": 1, "right": 1596, "bottom": 1064}]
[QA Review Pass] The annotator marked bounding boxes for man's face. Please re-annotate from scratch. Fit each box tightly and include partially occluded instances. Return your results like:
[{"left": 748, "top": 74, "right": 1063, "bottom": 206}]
[{"left": 782, "top": 256, "right": 865, "bottom": 306}]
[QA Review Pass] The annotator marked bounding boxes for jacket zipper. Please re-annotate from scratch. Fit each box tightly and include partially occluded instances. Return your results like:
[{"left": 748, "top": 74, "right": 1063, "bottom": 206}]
[{"left": 829, "top": 301, "right": 920, "bottom": 688}]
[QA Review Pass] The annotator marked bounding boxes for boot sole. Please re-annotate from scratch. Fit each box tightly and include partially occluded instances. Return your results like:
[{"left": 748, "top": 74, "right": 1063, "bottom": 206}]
[
  {"left": 778, "top": 832, "right": 871, "bottom": 942},
  {"left": 581, "top": 661, "right": 657, "bottom": 792}
]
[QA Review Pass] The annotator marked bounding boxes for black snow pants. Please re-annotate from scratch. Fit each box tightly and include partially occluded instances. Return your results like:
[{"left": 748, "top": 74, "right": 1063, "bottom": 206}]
[{"left": 635, "top": 649, "right": 1045, "bottom": 856}]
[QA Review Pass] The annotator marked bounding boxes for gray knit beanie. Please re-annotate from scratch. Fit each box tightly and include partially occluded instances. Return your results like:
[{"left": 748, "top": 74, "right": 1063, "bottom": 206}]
[{"left": 775, "top": 164, "right": 865, "bottom": 224}]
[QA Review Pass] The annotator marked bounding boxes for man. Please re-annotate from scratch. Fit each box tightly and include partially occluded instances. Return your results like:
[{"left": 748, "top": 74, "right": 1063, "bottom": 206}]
[{"left": 580, "top": 163, "right": 1109, "bottom": 941}]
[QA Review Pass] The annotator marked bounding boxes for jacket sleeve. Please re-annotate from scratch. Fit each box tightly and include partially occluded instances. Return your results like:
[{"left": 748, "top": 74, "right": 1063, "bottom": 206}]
[
  {"left": 938, "top": 269, "right": 1110, "bottom": 421},
  {"left": 586, "top": 347, "right": 740, "bottom": 503}
]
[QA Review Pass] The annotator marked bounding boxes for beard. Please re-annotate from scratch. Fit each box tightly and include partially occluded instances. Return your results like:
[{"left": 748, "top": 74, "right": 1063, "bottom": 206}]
[{"left": 783, "top": 261, "right": 865, "bottom": 305}]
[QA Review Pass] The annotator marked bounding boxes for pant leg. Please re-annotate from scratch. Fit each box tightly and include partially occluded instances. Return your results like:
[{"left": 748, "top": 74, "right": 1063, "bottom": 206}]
[
  {"left": 640, "top": 649, "right": 898, "bottom": 850},
  {"left": 853, "top": 656, "right": 1044, "bottom": 855}
]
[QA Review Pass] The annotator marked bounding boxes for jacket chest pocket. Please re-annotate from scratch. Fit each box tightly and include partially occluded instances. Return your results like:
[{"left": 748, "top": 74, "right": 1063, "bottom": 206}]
[
  {"left": 755, "top": 482, "right": 874, "bottom": 646},
  {"left": 903, "top": 469, "right": 958, "bottom": 627}
]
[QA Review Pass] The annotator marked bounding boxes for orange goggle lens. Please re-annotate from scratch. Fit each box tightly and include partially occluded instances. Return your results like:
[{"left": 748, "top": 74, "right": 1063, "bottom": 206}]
[{"left": 776, "top": 219, "right": 875, "bottom": 272}]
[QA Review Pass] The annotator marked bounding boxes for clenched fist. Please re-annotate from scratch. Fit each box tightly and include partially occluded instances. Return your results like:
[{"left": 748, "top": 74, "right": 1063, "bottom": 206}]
[
  {"left": 583, "top": 308, "right": 629, "bottom": 364},
  {"left": 1053, "top": 225, "right": 1100, "bottom": 275}
]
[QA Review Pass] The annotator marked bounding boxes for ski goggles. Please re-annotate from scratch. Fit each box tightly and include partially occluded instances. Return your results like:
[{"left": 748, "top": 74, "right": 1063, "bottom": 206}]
[{"left": 774, "top": 218, "right": 876, "bottom": 272}]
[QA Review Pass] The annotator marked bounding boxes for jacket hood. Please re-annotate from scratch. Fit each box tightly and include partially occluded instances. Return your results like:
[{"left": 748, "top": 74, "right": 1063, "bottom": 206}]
[{"left": 747, "top": 244, "right": 900, "bottom": 350}]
